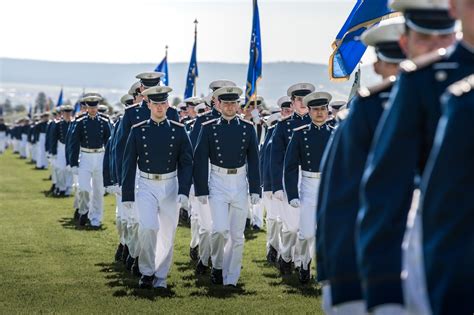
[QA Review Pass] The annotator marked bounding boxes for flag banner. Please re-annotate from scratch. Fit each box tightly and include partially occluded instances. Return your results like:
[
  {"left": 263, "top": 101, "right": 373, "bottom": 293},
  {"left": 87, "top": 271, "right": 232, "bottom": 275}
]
[
  {"left": 329, "top": 0, "right": 397, "bottom": 81},
  {"left": 184, "top": 38, "right": 198, "bottom": 98},
  {"left": 155, "top": 55, "right": 169, "bottom": 86},
  {"left": 245, "top": 0, "right": 263, "bottom": 106}
]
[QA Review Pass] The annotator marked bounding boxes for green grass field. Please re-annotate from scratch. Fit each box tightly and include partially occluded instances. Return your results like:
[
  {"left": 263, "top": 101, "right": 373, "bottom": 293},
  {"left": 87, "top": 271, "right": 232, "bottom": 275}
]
[{"left": 0, "top": 149, "right": 323, "bottom": 314}]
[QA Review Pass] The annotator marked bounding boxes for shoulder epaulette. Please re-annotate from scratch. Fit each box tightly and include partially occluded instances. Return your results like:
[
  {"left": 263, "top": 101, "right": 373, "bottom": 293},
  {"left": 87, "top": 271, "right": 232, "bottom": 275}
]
[
  {"left": 202, "top": 118, "right": 218, "bottom": 126},
  {"left": 170, "top": 120, "right": 185, "bottom": 127},
  {"left": 447, "top": 74, "right": 474, "bottom": 97},
  {"left": 99, "top": 113, "right": 110, "bottom": 120},
  {"left": 400, "top": 48, "right": 448, "bottom": 73},
  {"left": 293, "top": 124, "right": 310, "bottom": 132},
  {"left": 197, "top": 110, "right": 212, "bottom": 118},
  {"left": 185, "top": 119, "right": 196, "bottom": 125},
  {"left": 125, "top": 103, "right": 140, "bottom": 110},
  {"left": 337, "top": 108, "right": 350, "bottom": 121},
  {"left": 358, "top": 75, "right": 397, "bottom": 98},
  {"left": 99, "top": 116, "right": 109, "bottom": 123},
  {"left": 239, "top": 118, "right": 254, "bottom": 125},
  {"left": 132, "top": 120, "right": 148, "bottom": 128},
  {"left": 268, "top": 125, "right": 276, "bottom": 130},
  {"left": 279, "top": 115, "right": 291, "bottom": 122},
  {"left": 76, "top": 116, "right": 87, "bottom": 122}
]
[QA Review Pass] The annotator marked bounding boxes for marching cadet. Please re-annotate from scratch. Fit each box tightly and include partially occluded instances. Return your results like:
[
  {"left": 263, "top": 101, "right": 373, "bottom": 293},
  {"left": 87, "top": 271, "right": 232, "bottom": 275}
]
[
  {"left": 107, "top": 94, "right": 133, "bottom": 263},
  {"left": 417, "top": 74, "right": 474, "bottom": 315},
  {"left": 70, "top": 95, "right": 111, "bottom": 228},
  {"left": 184, "top": 97, "right": 200, "bottom": 120},
  {"left": 260, "top": 101, "right": 286, "bottom": 264},
  {"left": 115, "top": 72, "right": 164, "bottom": 272},
  {"left": 0, "top": 117, "right": 7, "bottom": 154},
  {"left": 270, "top": 83, "right": 314, "bottom": 275},
  {"left": 326, "top": 100, "right": 346, "bottom": 128},
  {"left": 318, "top": 20, "right": 406, "bottom": 315},
  {"left": 189, "top": 80, "right": 236, "bottom": 275},
  {"left": 357, "top": 0, "right": 469, "bottom": 313},
  {"left": 193, "top": 86, "right": 260, "bottom": 286},
  {"left": 19, "top": 118, "right": 30, "bottom": 159},
  {"left": 284, "top": 92, "right": 333, "bottom": 284},
  {"left": 50, "top": 105, "right": 75, "bottom": 197},
  {"left": 121, "top": 86, "right": 193, "bottom": 289},
  {"left": 98, "top": 104, "right": 109, "bottom": 115},
  {"left": 402, "top": 1, "right": 474, "bottom": 314},
  {"left": 34, "top": 113, "right": 49, "bottom": 169}
]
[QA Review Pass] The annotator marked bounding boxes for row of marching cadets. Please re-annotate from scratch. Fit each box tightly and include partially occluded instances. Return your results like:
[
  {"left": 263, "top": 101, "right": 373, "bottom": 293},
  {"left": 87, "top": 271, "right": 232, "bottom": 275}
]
[
  {"left": 100, "top": 67, "right": 342, "bottom": 289},
  {"left": 319, "top": 0, "right": 474, "bottom": 314}
]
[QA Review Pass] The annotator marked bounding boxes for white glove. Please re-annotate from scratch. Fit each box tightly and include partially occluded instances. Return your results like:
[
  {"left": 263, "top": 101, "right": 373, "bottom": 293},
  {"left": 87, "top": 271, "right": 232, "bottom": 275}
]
[
  {"left": 289, "top": 198, "right": 300, "bottom": 208},
  {"left": 71, "top": 166, "right": 78, "bottom": 175},
  {"left": 122, "top": 201, "right": 134, "bottom": 210},
  {"left": 177, "top": 194, "right": 189, "bottom": 209},
  {"left": 250, "top": 193, "right": 260, "bottom": 205},
  {"left": 114, "top": 185, "right": 122, "bottom": 195},
  {"left": 274, "top": 190, "right": 284, "bottom": 201},
  {"left": 197, "top": 196, "right": 208, "bottom": 205},
  {"left": 264, "top": 191, "right": 273, "bottom": 199},
  {"left": 66, "top": 165, "right": 71, "bottom": 171}
]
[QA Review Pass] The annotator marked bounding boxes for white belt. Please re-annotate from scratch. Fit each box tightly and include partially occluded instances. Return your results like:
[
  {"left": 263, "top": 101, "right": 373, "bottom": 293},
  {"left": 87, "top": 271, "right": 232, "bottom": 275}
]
[
  {"left": 301, "top": 170, "right": 321, "bottom": 179},
  {"left": 80, "top": 147, "right": 105, "bottom": 153},
  {"left": 210, "top": 164, "right": 246, "bottom": 175},
  {"left": 139, "top": 170, "right": 177, "bottom": 181}
]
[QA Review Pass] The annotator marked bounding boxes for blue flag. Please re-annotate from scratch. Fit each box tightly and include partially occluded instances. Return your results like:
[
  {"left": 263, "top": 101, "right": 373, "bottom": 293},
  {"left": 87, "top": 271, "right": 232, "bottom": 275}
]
[
  {"left": 184, "top": 39, "right": 198, "bottom": 98},
  {"left": 155, "top": 55, "right": 169, "bottom": 86},
  {"left": 56, "top": 88, "right": 64, "bottom": 107},
  {"left": 329, "top": 0, "right": 396, "bottom": 81},
  {"left": 245, "top": 0, "right": 263, "bottom": 105}
]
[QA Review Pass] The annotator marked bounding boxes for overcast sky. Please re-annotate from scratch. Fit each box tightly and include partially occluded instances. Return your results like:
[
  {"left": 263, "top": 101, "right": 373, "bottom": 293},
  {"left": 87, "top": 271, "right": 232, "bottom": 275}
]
[{"left": 0, "top": 0, "right": 363, "bottom": 65}]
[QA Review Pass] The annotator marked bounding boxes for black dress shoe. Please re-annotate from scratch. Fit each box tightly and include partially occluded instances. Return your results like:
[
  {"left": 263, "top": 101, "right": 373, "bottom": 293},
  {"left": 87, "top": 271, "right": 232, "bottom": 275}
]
[
  {"left": 73, "top": 209, "right": 79, "bottom": 221},
  {"left": 132, "top": 257, "right": 141, "bottom": 277},
  {"left": 78, "top": 212, "right": 88, "bottom": 226},
  {"left": 121, "top": 245, "right": 129, "bottom": 264},
  {"left": 266, "top": 245, "right": 278, "bottom": 264},
  {"left": 138, "top": 275, "right": 154, "bottom": 289},
  {"left": 114, "top": 244, "right": 124, "bottom": 262},
  {"left": 245, "top": 218, "right": 251, "bottom": 229},
  {"left": 195, "top": 260, "right": 209, "bottom": 275},
  {"left": 279, "top": 257, "right": 292, "bottom": 275},
  {"left": 298, "top": 262, "right": 311, "bottom": 284},
  {"left": 125, "top": 255, "right": 134, "bottom": 271},
  {"left": 210, "top": 268, "right": 223, "bottom": 285},
  {"left": 189, "top": 246, "right": 199, "bottom": 261},
  {"left": 179, "top": 208, "right": 188, "bottom": 226}
]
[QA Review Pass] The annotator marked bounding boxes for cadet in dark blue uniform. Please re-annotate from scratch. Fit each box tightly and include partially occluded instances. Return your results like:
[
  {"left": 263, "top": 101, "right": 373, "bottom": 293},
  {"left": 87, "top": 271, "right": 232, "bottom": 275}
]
[
  {"left": 284, "top": 91, "right": 333, "bottom": 284},
  {"left": 33, "top": 113, "right": 49, "bottom": 169},
  {"left": 114, "top": 73, "right": 167, "bottom": 271},
  {"left": 189, "top": 80, "right": 237, "bottom": 275},
  {"left": 70, "top": 95, "right": 111, "bottom": 228},
  {"left": 193, "top": 86, "right": 260, "bottom": 286},
  {"left": 318, "top": 20, "right": 406, "bottom": 314},
  {"left": 270, "top": 83, "right": 314, "bottom": 275},
  {"left": 51, "top": 105, "right": 74, "bottom": 197},
  {"left": 0, "top": 117, "right": 7, "bottom": 154},
  {"left": 357, "top": 0, "right": 467, "bottom": 313},
  {"left": 419, "top": 75, "right": 474, "bottom": 315},
  {"left": 121, "top": 86, "right": 193, "bottom": 289}
]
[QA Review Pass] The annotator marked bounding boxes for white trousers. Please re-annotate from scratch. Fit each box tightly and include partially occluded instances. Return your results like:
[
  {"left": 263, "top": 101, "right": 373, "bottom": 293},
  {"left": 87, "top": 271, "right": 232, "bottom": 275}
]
[
  {"left": 323, "top": 284, "right": 367, "bottom": 315},
  {"left": 209, "top": 169, "right": 248, "bottom": 286},
  {"left": 189, "top": 186, "right": 200, "bottom": 249},
  {"left": 115, "top": 193, "right": 126, "bottom": 245},
  {"left": 13, "top": 138, "right": 19, "bottom": 153},
  {"left": 0, "top": 132, "right": 5, "bottom": 153},
  {"left": 279, "top": 193, "right": 300, "bottom": 264},
  {"left": 402, "top": 190, "right": 431, "bottom": 315},
  {"left": 36, "top": 133, "right": 47, "bottom": 168},
  {"left": 250, "top": 200, "right": 264, "bottom": 228},
  {"left": 136, "top": 176, "right": 179, "bottom": 288},
  {"left": 78, "top": 151, "right": 104, "bottom": 226},
  {"left": 198, "top": 199, "right": 213, "bottom": 266},
  {"left": 263, "top": 193, "right": 282, "bottom": 254},
  {"left": 20, "top": 134, "right": 27, "bottom": 157},
  {"left": 298, "top": 176, "right": 320, "bottom": 270},
  {"left": 55, "top": 143, "right": 73, "bottom": 192}
]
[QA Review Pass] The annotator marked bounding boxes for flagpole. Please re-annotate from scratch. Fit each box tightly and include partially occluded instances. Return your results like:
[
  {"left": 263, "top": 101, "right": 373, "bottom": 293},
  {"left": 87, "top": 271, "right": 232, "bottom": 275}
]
[{"left": 193, "top": 19, "right": 198, "bottom": 97}]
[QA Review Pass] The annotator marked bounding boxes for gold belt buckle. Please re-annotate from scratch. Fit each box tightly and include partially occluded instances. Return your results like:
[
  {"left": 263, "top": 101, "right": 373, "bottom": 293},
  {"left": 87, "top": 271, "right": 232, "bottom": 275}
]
[
  {"left": 227, "top": 169, "right": 237, "bottom": 175},
  {"left": 154, "top": 174, "right": 162, "bottom": 180}
]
